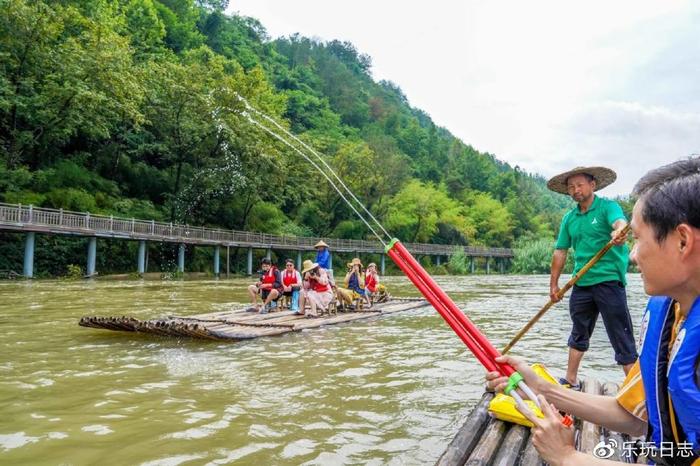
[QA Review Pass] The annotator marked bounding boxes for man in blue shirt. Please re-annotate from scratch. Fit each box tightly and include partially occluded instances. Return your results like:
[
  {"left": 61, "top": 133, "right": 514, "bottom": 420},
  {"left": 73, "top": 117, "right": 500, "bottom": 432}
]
[{"left": 314, "top": 240, "right": 333, "bottom": 281}]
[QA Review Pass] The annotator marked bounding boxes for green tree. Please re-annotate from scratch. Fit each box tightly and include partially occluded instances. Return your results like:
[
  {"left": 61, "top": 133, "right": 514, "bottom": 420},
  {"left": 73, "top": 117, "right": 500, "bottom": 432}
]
[
  {"left": 0, "top": 0, "right": 145, "bottom": 168},
  {"left": 384, "top": 180, "right": 473, "bottom": 243},
  {"left": 463, "top": 191, "right": 515, "bottom": 246}
]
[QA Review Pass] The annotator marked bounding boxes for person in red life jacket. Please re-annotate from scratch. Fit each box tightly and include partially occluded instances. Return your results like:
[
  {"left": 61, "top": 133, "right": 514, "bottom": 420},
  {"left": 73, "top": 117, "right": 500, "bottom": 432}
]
[
  {"left": 298, "top": 259, "right": 334, "bottom": 318},
  {"left": 486, "top": 157, "right": 700, "bottom": 466},
  {"left": 365, "top": 262, "right": 378, "bottom": 293},
  {"left": 365, "top": 262, "right": 388, "bottom": 302},
  {"left": 281, "top": 258, "right": 302, "bottom": 312},
  {"left": 246, "top": 258, "right": 283, "bottom": 314}
]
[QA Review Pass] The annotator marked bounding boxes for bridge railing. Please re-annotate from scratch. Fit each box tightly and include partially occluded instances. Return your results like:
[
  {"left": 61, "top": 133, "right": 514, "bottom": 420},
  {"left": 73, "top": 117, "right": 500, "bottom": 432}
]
[{"left": 0, "top": 203, "right": 513, "bottom": 257}]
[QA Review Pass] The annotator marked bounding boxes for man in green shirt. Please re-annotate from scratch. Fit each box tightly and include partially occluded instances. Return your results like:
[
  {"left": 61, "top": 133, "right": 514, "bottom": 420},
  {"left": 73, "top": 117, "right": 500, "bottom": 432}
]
[{"left": 548, "top": 166, "right": 637, "bottom": 389}]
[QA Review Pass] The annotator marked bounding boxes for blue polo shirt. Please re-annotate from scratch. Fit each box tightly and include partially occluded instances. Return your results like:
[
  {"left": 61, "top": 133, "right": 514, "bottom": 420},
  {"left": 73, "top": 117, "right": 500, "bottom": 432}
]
[
  {"left": 555, "top": 195, "right": 629, "bottom": 286},
  {"left": 315, "top": 248, "right": 331, "bottom": 270}
]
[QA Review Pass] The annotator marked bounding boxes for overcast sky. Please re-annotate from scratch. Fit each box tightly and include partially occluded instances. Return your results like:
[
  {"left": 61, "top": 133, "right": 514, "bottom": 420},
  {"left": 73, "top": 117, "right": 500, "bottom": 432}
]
[{"left": 228, "top": 1, "right": 700, "bottom": 196}]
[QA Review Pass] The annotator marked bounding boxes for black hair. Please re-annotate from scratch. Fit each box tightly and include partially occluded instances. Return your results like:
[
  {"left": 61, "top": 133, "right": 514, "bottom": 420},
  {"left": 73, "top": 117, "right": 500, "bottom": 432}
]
[
  {"left": 261, "top": 258, "right": 271, "bottom": 265},
  {"left": 632, "top": 157, "right": 700, "bottom": 242},
  {"left": 285, "top": 258, "right": 294, "bottom": 265}
]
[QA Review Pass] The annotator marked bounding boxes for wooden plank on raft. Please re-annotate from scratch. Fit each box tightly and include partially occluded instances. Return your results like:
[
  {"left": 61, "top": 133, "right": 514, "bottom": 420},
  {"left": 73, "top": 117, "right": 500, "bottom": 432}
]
[
  {"left": 490, "top": 424, "right": 529, "bottom": 466},
  {"left": 438, "top": 378, "right": 640, "bottom": 465},
  {"left": 292, "top": 302, "right": 430, "bottom": 330},
  {"left": 463, "top": 418, "right": 509, "bottom": 466},
  {"left": 579, "top": 379, "right": 602, "bottom": 455},
  {"left": 79, "top": 299, "right": 430, "bottom": 341},
  {"left": 175, "top": 299, "right": 421, "bottom": 323},
  {"left": 176, "top": 311, "right": 241, "bottom": 320},
  {"left": 518, "top": 437, "right": 542, "bottom": 466},
  {"left": 601, "top": 382, "right": 638, "bottom": 464},
  {"left": 435, "top": 392, "right": 494, "bottom": 466},
  {"left": 205, "top": 326, "right": 292, "bottom": 340}
]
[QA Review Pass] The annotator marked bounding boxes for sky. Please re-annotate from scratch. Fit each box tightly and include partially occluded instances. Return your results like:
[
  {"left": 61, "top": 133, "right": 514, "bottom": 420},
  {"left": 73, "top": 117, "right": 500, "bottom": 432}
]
[{"left": 227, "top": 1, "right": 700, "bottom": 196}]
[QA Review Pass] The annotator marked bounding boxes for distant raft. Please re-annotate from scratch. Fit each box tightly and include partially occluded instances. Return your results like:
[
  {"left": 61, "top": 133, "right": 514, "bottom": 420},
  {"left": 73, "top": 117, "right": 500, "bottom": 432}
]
[{"left": 79, "top": 298, "right": 429, "bottom": 341}]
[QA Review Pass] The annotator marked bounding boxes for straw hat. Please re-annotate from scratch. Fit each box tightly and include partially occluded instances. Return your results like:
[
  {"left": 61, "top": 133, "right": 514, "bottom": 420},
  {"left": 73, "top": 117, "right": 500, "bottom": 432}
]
[
  {"left": 367, "top": 262, "right": 377, "bottom": 269},
  {"left": 301, "top": 260, "right": 318, "bottom": 274},
  {"left": 314, "top": 240, "right": 329, "bottom": 249},
  {"left": 346, "top": 257, "right": 363, "bottom": 268},
  {"left": 546, "top": 166, "right": 617, "bottom": 194}
]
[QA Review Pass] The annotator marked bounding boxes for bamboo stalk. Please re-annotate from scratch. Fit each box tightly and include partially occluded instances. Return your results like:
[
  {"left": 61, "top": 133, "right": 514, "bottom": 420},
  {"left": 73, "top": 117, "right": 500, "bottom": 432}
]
[
  {"left": 579, "top": 379, "right": 602, "bottom": 454},
  {"left": 502, "top": 224, "right": 630, "bottom": 354},
  {"left": 490, "top": 424, "right": 529, "bottom": 466},
  {"left": 464, "top": 419, "right": 509, "bottom": 466},
  {"left": 436, "top": 393, "right": 493, "bottom": 466}
]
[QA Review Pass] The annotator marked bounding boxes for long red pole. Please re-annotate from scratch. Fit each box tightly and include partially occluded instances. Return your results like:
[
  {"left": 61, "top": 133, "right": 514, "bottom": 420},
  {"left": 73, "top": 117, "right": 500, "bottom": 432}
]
[
  {"left": 389, "top": 240, "right": 514, "bottom": 376},
  {"left": 388, "top": 248, "right": 500, "bottom": 373},
  {"left": 389, "top": 240, "right": 576, "bottom": 426}
]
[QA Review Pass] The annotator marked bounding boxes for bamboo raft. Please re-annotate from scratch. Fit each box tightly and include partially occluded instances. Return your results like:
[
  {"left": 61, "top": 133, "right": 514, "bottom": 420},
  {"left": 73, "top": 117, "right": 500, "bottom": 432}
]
[
  {"left": 437, "top": 379, "right": 643, "bottom": 466},
  {"left": 79, "top": 298, "right": 430, "bottom": 341}
]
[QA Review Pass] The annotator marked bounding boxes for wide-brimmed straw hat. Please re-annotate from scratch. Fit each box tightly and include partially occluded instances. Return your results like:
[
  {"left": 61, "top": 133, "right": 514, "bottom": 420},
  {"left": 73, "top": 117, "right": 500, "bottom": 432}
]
[
  {"left": 546, "top": 166, "right": 617, "bottom": 194},
  {"left": 346, "top": 257, "right": 363, "bottom": 268},
  {"left": 314, "top": 240, "right": 329, "bottom": 249},
  {"left": 301, "top": 260, "right": 319, "bottom": 274}
]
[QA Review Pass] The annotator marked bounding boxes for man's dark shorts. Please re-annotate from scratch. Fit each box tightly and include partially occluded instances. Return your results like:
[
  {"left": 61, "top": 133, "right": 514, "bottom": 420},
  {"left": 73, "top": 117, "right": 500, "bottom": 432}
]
[
  {"left": 568, "top": 280, "right": 638, "bottom": 365},
  {"left": 261, "top": 287, "right": 283, "bottom": 301}
]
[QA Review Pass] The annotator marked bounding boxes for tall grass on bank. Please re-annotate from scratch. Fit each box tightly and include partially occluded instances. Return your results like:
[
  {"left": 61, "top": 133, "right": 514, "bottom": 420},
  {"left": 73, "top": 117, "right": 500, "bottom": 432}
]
[
  {"left": 512, "top": 238, "right": 574, "bottom": 274},
  {"left": 447, "top": 246, "right": 469, "bottom": 274}
]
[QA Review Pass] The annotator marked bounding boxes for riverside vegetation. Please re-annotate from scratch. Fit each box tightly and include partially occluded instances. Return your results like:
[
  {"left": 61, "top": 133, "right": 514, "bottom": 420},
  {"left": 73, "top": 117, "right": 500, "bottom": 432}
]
[{"left": 1, "top": 0, "right": 579, "bottom": 277}]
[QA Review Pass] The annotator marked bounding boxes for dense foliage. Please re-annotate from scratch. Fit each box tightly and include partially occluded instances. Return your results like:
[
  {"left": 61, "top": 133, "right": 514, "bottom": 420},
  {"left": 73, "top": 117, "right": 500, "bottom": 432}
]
[{"left": 0, "top": 0, "right": 571, "bottom": 275}]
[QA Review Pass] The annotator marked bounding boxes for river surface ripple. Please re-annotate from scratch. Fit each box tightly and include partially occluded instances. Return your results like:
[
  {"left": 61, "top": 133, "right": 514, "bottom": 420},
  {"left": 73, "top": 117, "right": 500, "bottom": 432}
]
[{"left": 0, "top": 274, "right": 647, "bottom": 465}]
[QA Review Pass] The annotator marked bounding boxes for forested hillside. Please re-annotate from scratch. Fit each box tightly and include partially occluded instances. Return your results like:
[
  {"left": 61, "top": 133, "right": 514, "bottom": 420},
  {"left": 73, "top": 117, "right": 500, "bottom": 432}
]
[{"left": 0, "top": 0, "right": 570, "bottom": 274}]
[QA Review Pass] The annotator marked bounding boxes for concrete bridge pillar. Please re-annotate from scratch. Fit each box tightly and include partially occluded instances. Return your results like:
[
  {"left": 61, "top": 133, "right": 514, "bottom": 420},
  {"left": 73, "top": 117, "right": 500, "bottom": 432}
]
[
  {"left": 87, "top": 237, "right": 97, "bottom": 277},
  {"left": 266, "top": 248, "right": 271, "bottom": 260},
  {"left": 23, "top": 232, "right": 35, "bottom": 278},
  {"left": 214, "top": 245, "right": 220, "bottom": 277},
  {"left": 436, "top": 255, "right": 441, "bottom": 266},
  {"left": 328, "top": 253, "right": 333, "bottom": 272},
  {"left": 247, "top": 248, "right": 253, "bottom": 275},
  {"left": 499, "top": 258, "right": 505, "bottom": 274},
  {"left": 381, "top": 253, "right": 385, "bottom": 275},
  {"left": 486, "top": 257, "right": 491, "bottom": 275},
  {"left": 470, "top": 257, "right": 475, "bottom": 274},
  {"left": 178, "top": 244, "right": 185, "bottom": 272},
  {"left": 137, "top": 240, "right": 146, "bottom": 275},
  {"left": 226, "top": 246, "right": 230, "bottom": 278},
  {"left": 296, "top": 251, "right": 302, "bottom": 271}
]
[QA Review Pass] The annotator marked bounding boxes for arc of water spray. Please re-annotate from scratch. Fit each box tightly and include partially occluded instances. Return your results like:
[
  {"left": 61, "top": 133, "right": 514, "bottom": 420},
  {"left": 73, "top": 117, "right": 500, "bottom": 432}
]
[{"left": 236, "top": 95, "right": 392, "bottom": 246}]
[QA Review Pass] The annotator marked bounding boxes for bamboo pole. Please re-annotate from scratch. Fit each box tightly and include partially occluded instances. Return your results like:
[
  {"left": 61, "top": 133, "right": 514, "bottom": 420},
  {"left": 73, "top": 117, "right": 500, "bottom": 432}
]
[{"left": 502, "top": 224, "right": 630, "bottom": 354}]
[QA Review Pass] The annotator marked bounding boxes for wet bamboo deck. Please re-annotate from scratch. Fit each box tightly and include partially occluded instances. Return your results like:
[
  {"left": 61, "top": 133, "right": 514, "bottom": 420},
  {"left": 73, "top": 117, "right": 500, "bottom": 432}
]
[
  {"left": 79, "top": 298, "right": 430, "bottom": 341},
  {"left": 436, "top": 380, "right": 642, "bottom": 466}
]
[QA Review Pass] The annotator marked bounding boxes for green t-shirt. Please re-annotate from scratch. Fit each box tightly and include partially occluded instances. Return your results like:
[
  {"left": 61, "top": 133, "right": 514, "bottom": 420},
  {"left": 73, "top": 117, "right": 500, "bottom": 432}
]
[{"left": 555, "top": 195, "right": 629, "bottom": 286}]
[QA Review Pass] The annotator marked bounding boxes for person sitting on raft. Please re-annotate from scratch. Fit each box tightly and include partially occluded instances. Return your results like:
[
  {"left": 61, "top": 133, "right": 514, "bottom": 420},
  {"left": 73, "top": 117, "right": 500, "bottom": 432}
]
[
  {"left": 246, "top": 258, "right": 283, "bottom": 314},
  {"left": 340, "top": 258, "right": 372, "bottom": 309},
  {"left": 281, "top": 258, "right": 302, "bottom": 311},
  {"left": 365, "top": 262, "right": 388, "bottom": 302},
  {"left": 298, "top": 260, "right": 334, "bottom": 318},
  {"left": 486, "top": 157, "right": 700, "bottom": 466}
]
